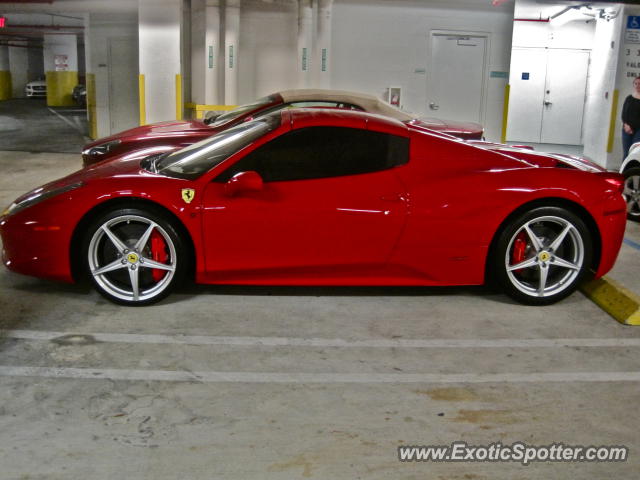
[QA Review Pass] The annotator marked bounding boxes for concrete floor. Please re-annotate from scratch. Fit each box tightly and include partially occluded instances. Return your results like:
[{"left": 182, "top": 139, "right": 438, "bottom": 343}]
[
  {"left": 0, "top": 99, "right": 88, "bottom": 154},
  {"left": 1, "top": 150, "right": 640, "bottom": 479}
]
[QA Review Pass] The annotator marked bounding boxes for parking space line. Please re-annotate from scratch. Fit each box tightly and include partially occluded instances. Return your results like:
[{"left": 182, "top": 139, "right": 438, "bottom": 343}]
[
  {"left": 3, "top": 330, "right": 640, "bottom": 349},
  {"left": 0, "top": 366, "right": 639, "bottom": 384},
  {"left": 624, "top": 237, "right": 640, "bottom": 251},
  {"left": 47, "top": 107, "right": 88, "bottom": 140}
]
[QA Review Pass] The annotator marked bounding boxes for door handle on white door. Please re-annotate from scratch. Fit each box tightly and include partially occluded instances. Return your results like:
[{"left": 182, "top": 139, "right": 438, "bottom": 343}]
[
  {"left": 429, "top": 102, "right": 439, "bottom": 110},
  {"left": 544, "top": 101, "right": 552, "bottom": 106}
]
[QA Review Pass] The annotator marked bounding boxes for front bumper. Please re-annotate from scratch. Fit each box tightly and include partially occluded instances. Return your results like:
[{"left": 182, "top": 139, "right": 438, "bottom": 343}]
[
  {"left": 25, "top": 88, "right": 47, "bottom": 98},
  {"left": 0, "top": 210, "right": 75, "bottom": 283}
]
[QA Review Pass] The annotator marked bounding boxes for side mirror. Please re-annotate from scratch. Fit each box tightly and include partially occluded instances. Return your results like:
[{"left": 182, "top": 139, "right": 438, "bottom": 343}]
[
  {"left": 203, "top": 111, "right": 220, "bottom": 125},
  {"left": 224, "top": 171, "right": 264, "bottom": 197}
]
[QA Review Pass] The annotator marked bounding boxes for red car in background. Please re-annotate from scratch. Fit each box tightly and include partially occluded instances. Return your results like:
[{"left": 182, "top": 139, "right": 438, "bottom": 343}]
[
  {"left": 81, "top": 89, "right": 484, "bottom": 166},
  {"left": 3, "top": 109, "right": 625, "bottom": 306}
]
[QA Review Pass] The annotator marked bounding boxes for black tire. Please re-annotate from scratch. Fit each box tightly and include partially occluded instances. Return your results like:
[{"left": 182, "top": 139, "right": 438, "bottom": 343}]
[
  {"left": 623, "top": 167, "right": 640, "bottom": 221},
  {"left": 81, "top": 207, "right": 187, "bottom": 306},
  {"left": 491, "top": 206, "right": 593, "bottom": 305}
]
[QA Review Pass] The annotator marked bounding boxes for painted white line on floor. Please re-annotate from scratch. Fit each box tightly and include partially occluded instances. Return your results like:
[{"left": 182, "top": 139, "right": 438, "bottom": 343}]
[
  {"left": 47, "top": 107, "right": 86, "bottom": 136},
  {"left": 0, "top": 366, "right": 638, "bottom": 384},
  {"left": 3, "top": 330, "right": 640, "bottom": 349}
]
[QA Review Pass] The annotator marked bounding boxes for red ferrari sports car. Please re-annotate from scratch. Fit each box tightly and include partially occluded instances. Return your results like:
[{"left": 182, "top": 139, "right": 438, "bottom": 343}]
[
  {"left": 2, "top": 109, "right": 626, "bottom": 306},
  {"left": 81, "top": 89, "right": 484, "bottom": 166}
]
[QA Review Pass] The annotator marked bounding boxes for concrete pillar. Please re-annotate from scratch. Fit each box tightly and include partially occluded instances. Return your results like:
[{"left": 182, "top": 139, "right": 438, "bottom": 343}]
[
  {"left": 43, "top": 34, "right": 78, "bottom": 106},
  {"left": 224, "top": 0, "right": 240, "bottom": 105},
  {"left": 139, "top": 0, "right": 183, "bottom": 124},
  {"left": 0, "top": 46, "right": 12, "bottom": 101},
  {"left": 191, "top": 0, "right": 221, "bottom": 107},
  {"left": 9, "top": 46, "right": 28, "bottom": 99},
  {"left": 297, "top": 0, "right": 312, "bottom": 89},
  {"left": 316, "top": 0, "right": 333, "bottom": 88}
]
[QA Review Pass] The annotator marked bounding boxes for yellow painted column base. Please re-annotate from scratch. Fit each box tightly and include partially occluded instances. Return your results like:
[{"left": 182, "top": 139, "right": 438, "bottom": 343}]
[
  {"left": 0, "top": 71, "right": 12, "bottom": 101},
  {"left": 46, "top": 71, "right": 78, "bottom": 107},
  {"left": 86, "top": 73, "right": 97, "bottom": 139},
  {"left": 580, "top": 276, "right": 640, "bottom": 326}
]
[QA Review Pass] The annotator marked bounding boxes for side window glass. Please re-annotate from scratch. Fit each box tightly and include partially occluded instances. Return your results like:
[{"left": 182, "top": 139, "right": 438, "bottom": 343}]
[{"left": 216, "top": 127, "right": 409, "bottom": 183}]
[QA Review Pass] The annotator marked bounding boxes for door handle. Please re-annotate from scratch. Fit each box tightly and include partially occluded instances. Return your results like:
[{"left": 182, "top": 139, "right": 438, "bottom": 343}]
[
  {"left": 544, "top": 101, "right": 552, "bottom": 106},
  {"left": 429, "top": 102, "right": 439, "bottom": 110}
]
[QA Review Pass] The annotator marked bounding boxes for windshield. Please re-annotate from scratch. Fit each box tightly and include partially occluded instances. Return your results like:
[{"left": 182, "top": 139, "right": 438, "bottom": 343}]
[
  {"left": 155, "top": 113, "right": 281, "bottom": 180},
  {"left": 209, "top": 94, "right": 280, "bottom": 127}
]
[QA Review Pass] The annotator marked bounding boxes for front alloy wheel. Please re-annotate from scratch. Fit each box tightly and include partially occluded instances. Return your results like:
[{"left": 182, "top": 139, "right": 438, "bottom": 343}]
[
  {"left": 623, "top": 167, "right": 640, "bottom": 221},
  {"left": 493, "top": 207, "right": 593, "bottom": 305},
  {"left": 84, "top": 208, "right": 186, "bottom": 305}
]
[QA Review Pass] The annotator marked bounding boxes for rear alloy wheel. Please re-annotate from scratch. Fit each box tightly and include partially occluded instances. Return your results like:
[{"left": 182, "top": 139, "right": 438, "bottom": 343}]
[
  {"left": 493, "top": 207, "right": 593, "bottom": 305},
  {"left": 623, "top": 167, "right": 640, "bottom": 221},
  {"left": 83, "top": 208, "right": 186, "bottom": 305}
]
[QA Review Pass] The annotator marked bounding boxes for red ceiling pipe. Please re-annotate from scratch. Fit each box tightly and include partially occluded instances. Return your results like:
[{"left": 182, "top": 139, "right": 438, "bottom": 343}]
[{"left": 5, "top": 24, "right": 83, "bottom": 29}]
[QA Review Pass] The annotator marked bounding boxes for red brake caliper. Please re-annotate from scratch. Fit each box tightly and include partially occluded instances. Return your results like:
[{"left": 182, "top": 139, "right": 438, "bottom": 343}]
[
  {"left": 150, "top": 230, "right": 168, "bottom": 282},
  {"left": 511, "top": 231, "right": 528, "bottom": 273}
]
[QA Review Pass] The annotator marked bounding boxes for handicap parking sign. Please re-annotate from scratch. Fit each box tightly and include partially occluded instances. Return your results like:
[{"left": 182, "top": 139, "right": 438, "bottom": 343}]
[{"left": 629, "top": 16, "right": 640, "bottom": 29}]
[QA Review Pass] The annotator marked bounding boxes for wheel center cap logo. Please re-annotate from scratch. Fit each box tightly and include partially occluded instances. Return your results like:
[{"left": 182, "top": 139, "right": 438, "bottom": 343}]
[
  {"left": 127, "top": 252, "right": 139, "bottom": 264},
  {"left": 538, "top": 251, "right": 551, "bottom": 262}
]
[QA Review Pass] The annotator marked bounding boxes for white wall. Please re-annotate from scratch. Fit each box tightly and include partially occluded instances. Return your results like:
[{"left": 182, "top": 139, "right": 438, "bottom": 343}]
[
  {"left": 330, "top": 0, "right": 514, "bottom": 141},
  {"left": 583, "top": 12, "right": 624, "bottom": 168},
  {"left": 511, "top": 18, "right": 595, "bottom": 49},
  {"left": 86, "top": 11, "right": 138, "bottom": 138},
  {"left": 138, "top": 0, "right": 182, "bottom": 123},
  {"left": 239, "top": 0, "right": 298, "bottom": 102},
  {"left": 43, "top": 34, "right": 78, "bottom": 72}
]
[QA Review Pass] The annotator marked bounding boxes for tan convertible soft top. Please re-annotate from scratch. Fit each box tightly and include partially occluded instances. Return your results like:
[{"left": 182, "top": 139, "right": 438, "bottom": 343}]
[{"left": 278, "top": 88, "right": 417, "bottom": 122}]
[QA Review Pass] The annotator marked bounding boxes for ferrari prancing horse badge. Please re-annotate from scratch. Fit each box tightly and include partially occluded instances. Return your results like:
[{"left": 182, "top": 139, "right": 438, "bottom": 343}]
[{"left": 181, "top": 188, "right": 195, "bottom": 204}]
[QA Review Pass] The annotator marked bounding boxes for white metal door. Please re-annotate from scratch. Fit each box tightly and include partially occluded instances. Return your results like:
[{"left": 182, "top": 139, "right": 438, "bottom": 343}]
[
  {"left": 541, "top": 49, "right": 590, "bottom": 145},
  {"left": 507, "top": 48, "right": 589, "bottom": 145},
  {"left": 108, "top": 37, "right": 139, "bottom": 134},
  {"left": 429, "top": 33, "right": 487, "bottom": 124},
  {"left": 506, "top": 47, "right": 547, "bottom": 143}
]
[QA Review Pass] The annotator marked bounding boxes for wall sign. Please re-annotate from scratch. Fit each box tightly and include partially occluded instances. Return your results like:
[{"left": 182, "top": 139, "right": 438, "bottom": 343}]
[
  {"left": 302, "top": 47, "right": 308, "bottom": 71},
  {"left": 626, "top": 16, "right": 640, "bottom": 44},
  {"left": 521, "top": 72, "right": 530, "bottom": 80},
  {"left": 228, "top": 45, "right": 234, "bottom": 69},
  {"left": 54, "top": 54, "right": 68, "bottom": 71},
  {"left": 208, "top": 45, "right": 214, "bottom": 69}
]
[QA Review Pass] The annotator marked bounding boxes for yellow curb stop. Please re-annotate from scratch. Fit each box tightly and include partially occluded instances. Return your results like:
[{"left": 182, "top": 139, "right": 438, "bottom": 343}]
[{"left": 580, "top": 276, "right": 640, "bottom": 326}]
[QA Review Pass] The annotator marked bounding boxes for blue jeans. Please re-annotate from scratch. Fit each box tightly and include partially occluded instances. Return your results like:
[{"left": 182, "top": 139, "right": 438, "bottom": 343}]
[{"left": 622, "top": 127, "right": 640, "bottom": 160}]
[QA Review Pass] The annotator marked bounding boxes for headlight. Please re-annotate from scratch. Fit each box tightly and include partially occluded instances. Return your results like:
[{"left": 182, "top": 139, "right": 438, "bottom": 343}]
[
  {"left": 2, "top": 182, "right": 84, "bottom": 218},
  {"left": 83, "top": 139, "right": 121, "bottom": 157}
]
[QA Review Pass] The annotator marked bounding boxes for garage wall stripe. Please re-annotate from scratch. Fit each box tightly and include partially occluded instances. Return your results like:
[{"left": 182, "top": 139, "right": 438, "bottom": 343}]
[
  {"left": 175, "top": 73, "right": 183, "bottom": 120},
  {"left": 0, "top": 366, "right": 639, "bottom": 384},
  {"left": 4, "top": 330, "right": 640, "bottom": 349},
  {"left": 501, "top": 84, "right": 510, "bottom": 143},
  {"left": 607, "top": 89, "right": 619, "bottom": 153},
  {"left": 138, "top": 74, "right": 146, "bottom": 126}
]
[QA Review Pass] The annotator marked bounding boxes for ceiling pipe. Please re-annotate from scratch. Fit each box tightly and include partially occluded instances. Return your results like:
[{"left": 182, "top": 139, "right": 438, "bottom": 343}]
[
  {"left": 297, "top": 0, "right": 312, "bottom": 89},
  {"left": 2, "top": 24, "right": 84, "bottom": 30},
  {"left": 0, "top": 42, "right": 43, "bottom": 48},
  {"left": 224, "top": 0, "right": 240, "bottom": 105},
  {"left": 317, "top": 0, "right": 333, "bottom": 88}
]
